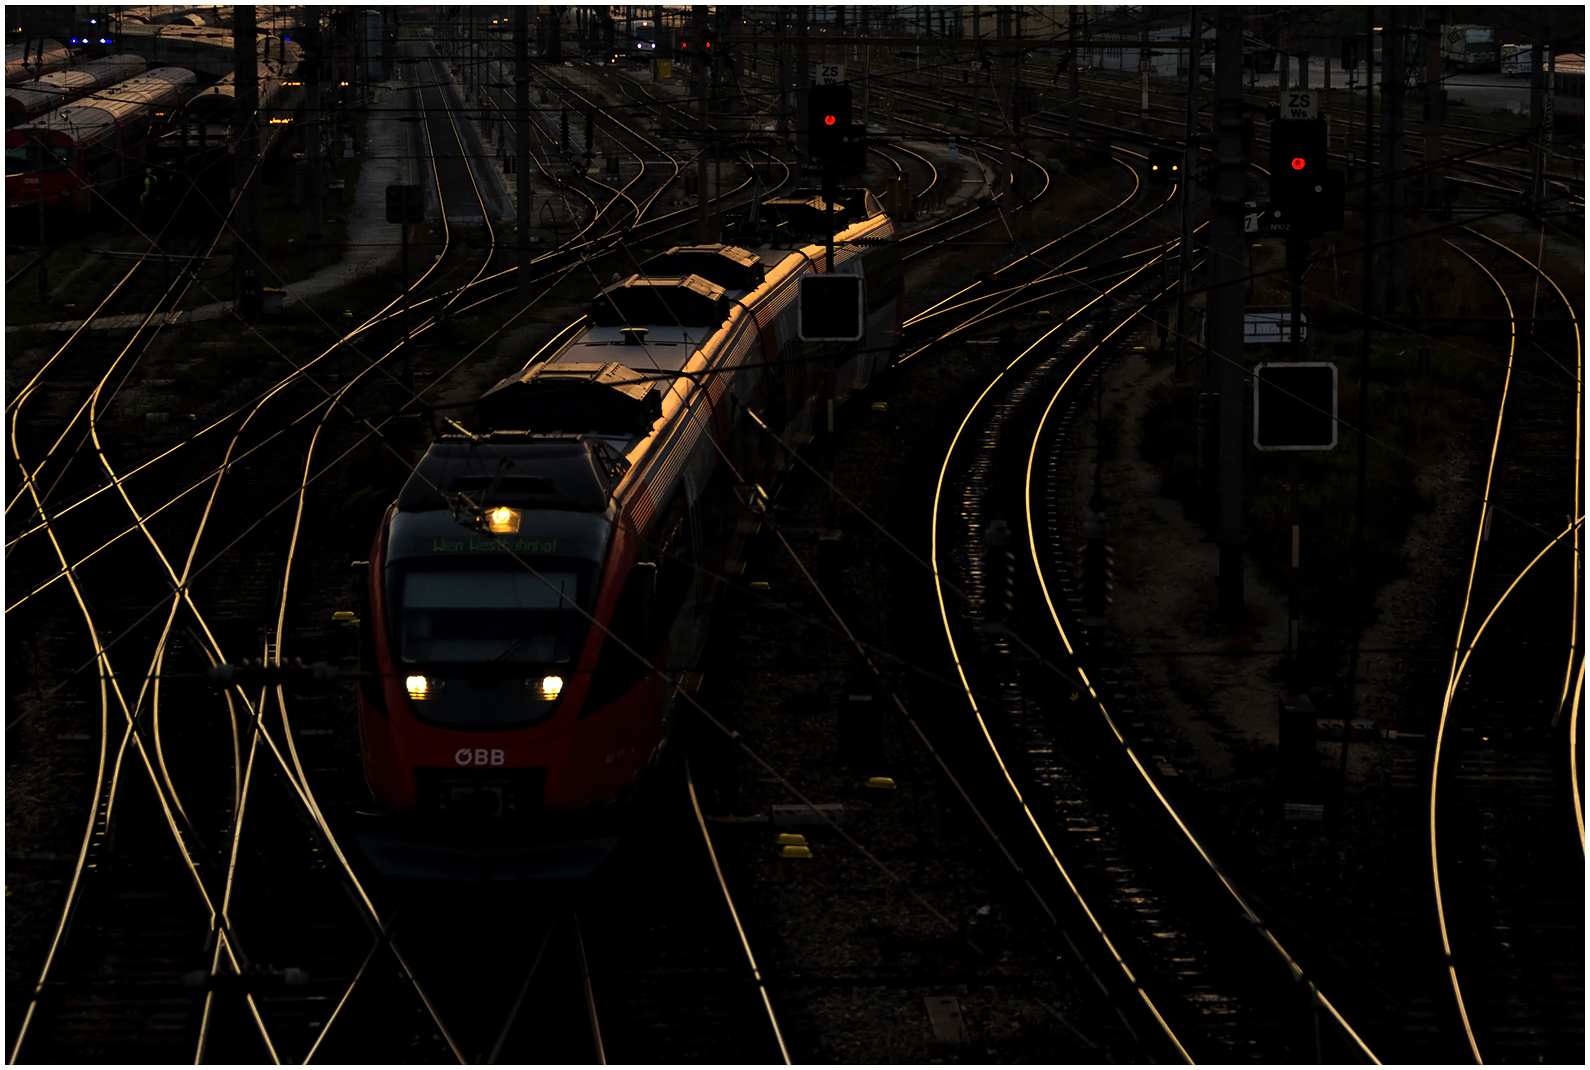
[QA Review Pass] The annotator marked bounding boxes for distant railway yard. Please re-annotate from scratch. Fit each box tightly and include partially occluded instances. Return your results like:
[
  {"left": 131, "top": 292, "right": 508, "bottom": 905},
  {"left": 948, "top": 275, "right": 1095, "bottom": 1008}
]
[{"left": 5, "top": 5, "right": 1584, "bottom": 1064}]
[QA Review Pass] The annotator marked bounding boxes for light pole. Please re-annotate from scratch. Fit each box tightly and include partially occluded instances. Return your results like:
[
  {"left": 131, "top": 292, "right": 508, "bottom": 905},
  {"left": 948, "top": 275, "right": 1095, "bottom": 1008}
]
[{"left": 397, "top": 114, "right": 423, "bottom": 390}]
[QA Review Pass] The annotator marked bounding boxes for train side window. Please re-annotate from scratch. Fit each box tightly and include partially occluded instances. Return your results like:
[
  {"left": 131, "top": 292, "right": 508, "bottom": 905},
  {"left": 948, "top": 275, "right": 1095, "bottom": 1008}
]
[
  {"left": 652, "top": 509, "right": 696, "bottom": 647},
  {"left": 587, "top": 560, "right": 654, "bottom": 712},
  {"left": 586, "top": 497, "right": 696, "bottom": 712}
]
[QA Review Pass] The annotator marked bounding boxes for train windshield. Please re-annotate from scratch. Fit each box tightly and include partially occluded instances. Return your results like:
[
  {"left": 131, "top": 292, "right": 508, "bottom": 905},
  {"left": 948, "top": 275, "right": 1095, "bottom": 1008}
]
[
  {"left": 5, "top": 139, "right": 70, "bottom": 174},
  {"left": 398, "top": 567, "right": 591, "bottom": 665}
]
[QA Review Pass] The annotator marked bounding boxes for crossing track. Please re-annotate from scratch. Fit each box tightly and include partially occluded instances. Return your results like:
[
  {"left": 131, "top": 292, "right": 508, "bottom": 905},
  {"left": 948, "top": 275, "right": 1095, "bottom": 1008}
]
[
  {"left": 308, "top": 749, "right": 789, "bottom": 1064},
  {"left": 1427, "top": 226, "right": 1583, "bottom": 1065},
  {"left": 736, "top": 58, "right": 1054, "bottom": 257},
  {"left": 6, "top": 29, "right": 827, "bottom": 1060},
  {"left": 870, "top": 139, "right": 941, "bottom": 213},
  {"left": 1019, "top": 65, "right": 1584, "bottom": 209},
  {"left": 5, "top": 34, "right": 513, "bottom": 1065},
  {"left": 459, "top": 34, "right": 798, "bottom": 295},
  {"left": 910, "top": 114, "right": 1382, "bottom": 1054}
]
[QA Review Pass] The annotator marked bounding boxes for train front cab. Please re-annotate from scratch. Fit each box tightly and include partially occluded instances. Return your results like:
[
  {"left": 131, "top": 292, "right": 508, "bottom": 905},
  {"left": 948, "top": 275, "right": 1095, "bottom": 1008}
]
[
  {"left": 5, "top": 128, "right": 81, "bottom": 210},
  {"left": 356, "top": 437, "right": 670, "bottom": 880}
]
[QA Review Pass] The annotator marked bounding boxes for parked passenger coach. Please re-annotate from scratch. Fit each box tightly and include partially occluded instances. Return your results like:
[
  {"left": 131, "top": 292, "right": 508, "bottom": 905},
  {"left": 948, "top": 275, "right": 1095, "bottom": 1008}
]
[
  {"left": 6, "top": 55, "right": 147, "bottom": 128},
  {"left": 357, "top": 193, "right": 903, "bottom": 879},
  {"left": 5, "top": 65, "right": 194, "bottom": 212}
]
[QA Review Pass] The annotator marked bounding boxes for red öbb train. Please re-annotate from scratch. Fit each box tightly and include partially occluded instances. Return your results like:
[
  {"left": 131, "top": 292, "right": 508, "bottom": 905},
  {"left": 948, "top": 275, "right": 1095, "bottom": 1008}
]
[
  {"left": 357, "top": 193, "right": 903, "bottom": 878},
  {"left": 6, "top": 65, "right": 194, "bottom": 212}
]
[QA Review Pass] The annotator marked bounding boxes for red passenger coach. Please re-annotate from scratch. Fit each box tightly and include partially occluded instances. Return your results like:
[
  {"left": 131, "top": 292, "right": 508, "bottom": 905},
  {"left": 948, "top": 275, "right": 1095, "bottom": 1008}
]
[
  {"left": 6, "top": 66, "right": 194, "bottom": 212},
  {"left": 357, "top": 194, "right": 901, "bottom": 879}
]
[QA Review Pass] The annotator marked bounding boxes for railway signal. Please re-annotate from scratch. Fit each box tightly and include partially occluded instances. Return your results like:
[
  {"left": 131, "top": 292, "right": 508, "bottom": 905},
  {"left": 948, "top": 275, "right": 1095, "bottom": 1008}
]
[
  {"left": 807, "top": 82, "right": 866, "bottom": 172},
  {"left": 1266, "top": 119, "right": 1342, "bottom": 236},
  {"left": 1268, "top": 119, "right": 1324, "bottom": 209}
]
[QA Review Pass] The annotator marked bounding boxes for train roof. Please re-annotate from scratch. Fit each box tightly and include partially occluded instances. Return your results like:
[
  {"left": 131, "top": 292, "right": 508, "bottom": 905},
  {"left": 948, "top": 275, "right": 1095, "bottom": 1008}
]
[
  {"left": 640, "top": 244, "right": 764, "bottom": 291},
  {"left": 398, "top": 435, "right": 625, "bottom": 515},
  {"left": 588, "top": 273, "right": 731, "bottom": 328},
  {"left": 12, "top": 67, "right": 195, "bottom": 139},
  {"left": 6, "top": 55, "right": 151, "bottom": 112},
  {"left": 752, "top": 187, "right": 887, "bottom": 239},
  {"left": 470, "top": 203, "right": 892, "bottom": 455},
  {"left": 476, "top": 362, "right": 663, "bottom": 437}
]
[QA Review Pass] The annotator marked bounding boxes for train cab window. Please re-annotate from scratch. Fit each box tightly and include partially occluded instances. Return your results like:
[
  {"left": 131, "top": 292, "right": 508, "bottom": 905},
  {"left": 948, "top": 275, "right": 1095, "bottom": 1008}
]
[
  {"left": 6, "top": 142, "right": 70, "bottom": 174},
  {"left": 399, "top": 569, "right": 586, "bottom": 664},
  {"left": 5, "top": 143, "right": 38, "bottom": 174}
]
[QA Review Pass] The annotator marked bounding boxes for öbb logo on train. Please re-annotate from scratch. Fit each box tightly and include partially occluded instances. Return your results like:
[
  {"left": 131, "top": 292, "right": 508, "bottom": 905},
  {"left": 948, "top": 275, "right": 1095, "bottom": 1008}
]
[{"left": 455, "top": 747, "right": 507, "bottom": 766}]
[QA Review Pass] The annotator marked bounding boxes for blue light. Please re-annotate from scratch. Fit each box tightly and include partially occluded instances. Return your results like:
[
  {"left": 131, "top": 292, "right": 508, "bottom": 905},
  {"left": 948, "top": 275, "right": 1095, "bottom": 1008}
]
[
  {"left": 90, "top": 17, "right": 97, "bottom": 24},
  {"left": 69, "top": 37, "right": 78, "bottom": 43}
]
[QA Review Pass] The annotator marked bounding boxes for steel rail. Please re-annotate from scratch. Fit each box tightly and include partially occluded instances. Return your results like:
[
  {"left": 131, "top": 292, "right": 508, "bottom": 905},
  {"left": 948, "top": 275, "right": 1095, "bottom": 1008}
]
[
  {"left": 1428, "top": 230, "right": 1583, "bottom": 1063},
  {"left": 485, "top": 921, "right": 559, "bottom": 1065},
  {"left": 1429, "top": 237, "right": 1518, "bottom": 1065},
  {"left": 571, "top": 916, "right": 606, "bottom": 1065},
  {"left": 1460, "top": 227, "right": 1583, "bottom": 733},
  {"left": 685, "top": 758, "right": 792, "bottom": 1065},
  {"left": 8, "top": 187, "right": 297, "bottom": 1067},
  {"left": 902, "top": 155, "right": 1149, "bottom": 331},
  {"left": 1018, "top": 270, "right": 1383, "bottom": 1064},
  {"left": 929, "top": 251, "right": 1192, "bottom": 1063}
]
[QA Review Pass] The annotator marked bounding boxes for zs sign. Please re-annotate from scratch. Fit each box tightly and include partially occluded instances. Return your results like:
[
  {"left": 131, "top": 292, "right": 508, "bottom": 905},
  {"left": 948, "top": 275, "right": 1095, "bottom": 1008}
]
[{"left": 1282, "top": 92, "right": 1318, "bottom": 119}]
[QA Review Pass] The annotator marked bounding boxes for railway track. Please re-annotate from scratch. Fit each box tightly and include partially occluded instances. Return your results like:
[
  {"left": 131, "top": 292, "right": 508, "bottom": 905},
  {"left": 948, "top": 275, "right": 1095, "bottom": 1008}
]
[
  {"left": 10, "top": 34, "right": 1578, "bottom": 1064},
  {"left": 884, "top": 57, "right": 1580, "bottom": 222},
  {"left": 8, "top": 31, "right": 554, "bottom": 1060},
  {"left": 1428, "top": 226, "right": 1583, "bottom": 1064},
  {"left": 897, "top": 107, "right": 1389, "bottom": 1054}
]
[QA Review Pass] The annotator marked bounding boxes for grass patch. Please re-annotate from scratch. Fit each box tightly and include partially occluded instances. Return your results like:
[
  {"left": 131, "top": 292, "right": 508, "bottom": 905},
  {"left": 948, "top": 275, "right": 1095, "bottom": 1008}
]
[{"left": 1140, "top": 330, "right": 1497, "bottom": 692}]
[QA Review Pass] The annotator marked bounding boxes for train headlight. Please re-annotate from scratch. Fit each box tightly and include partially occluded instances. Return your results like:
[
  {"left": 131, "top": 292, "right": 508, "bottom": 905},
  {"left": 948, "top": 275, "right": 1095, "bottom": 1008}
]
[
  {"left": 486, "top": 506, "right": 520, "bottom": 534},
  {"left": 406, "top": 675, "right": 429, "bottom": 699},
  {"left": 539, "top": 675, "right": 564, "bottom": 699}
]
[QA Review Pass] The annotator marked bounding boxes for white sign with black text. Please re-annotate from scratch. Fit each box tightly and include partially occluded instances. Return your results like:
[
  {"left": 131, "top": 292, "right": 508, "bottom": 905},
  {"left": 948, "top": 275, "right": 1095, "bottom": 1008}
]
[{"left": 1281, "top": 91, "right": 1319, "bottom": 120}]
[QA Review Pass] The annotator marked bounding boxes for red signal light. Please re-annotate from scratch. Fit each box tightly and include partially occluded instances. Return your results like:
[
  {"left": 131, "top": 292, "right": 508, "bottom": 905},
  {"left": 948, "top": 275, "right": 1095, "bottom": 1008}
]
[
  {"left": 824, "top": 114, "right": 837, "bottom": 126},
  {"left": 1291, "top": 157, "right": 1306, "bottom": 170}
]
